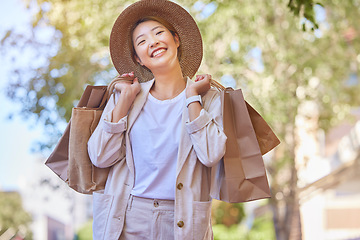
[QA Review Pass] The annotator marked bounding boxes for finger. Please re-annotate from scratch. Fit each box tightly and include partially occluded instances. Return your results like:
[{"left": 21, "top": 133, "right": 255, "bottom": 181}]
[
  {"left": 114, "top": 83, "right": 121, "bottom": 91},
  {"left": 122, "top": 72, "right": 134, "bottom": 77},
  {"left": 204, "top": 74, "right": 211, "bottom": 83}
]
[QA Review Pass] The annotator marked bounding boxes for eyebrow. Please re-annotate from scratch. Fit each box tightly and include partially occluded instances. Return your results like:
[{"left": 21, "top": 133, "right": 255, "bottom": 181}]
[{"left": 134, "top": 25, "right": 164, "bottom": 43}]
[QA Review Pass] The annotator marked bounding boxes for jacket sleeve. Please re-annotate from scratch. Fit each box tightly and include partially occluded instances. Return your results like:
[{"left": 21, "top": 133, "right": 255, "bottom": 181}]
[
  {"left": 185, "top": 89, "right": 227, "bottom": 167},
  {"left": 87, "top": 92, "right": 127, "bottom": 168}
]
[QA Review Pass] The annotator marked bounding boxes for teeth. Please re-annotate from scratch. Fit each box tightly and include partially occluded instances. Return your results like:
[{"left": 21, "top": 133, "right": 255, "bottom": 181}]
[{"left": 152, "top": 49, "right": 165, "bottom": 57}]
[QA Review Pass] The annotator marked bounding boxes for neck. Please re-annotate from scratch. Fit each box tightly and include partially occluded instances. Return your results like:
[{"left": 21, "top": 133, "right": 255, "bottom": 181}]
[{"left": 150, "top": 63, "right": 186, "bottom": 100}]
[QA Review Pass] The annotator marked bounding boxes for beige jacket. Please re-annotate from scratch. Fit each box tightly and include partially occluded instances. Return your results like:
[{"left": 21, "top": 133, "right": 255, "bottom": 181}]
[{"left": 88, "top": 78, "right": 227, "bottom": 240}]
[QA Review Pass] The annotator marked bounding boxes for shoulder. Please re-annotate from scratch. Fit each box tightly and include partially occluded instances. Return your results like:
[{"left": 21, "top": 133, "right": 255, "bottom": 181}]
[
  {"left": 139, "top": 78, "right": 155, "bottom": 91},
  {"left": 204, "top": 87, "right": 219, "bottom": 98}
]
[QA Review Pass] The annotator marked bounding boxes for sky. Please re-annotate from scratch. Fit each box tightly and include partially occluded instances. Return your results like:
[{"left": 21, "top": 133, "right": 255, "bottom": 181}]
[{"left": 0, "top": 0, "right": 44, "bottom": 191}]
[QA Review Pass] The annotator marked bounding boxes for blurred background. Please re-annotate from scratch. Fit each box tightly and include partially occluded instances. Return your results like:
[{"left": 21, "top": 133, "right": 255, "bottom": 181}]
[{"left": 0, "top": 0, "right": 359, "bottom": 239}]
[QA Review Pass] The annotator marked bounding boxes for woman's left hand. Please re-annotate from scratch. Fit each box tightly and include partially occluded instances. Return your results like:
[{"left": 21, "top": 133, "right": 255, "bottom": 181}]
[{"left": 186, "top": 74, "right": 212, "bottom": 97}]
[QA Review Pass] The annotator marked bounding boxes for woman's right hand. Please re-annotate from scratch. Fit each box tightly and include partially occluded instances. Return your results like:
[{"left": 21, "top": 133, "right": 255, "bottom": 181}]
[
  {"left": 114, "top": 72, "right": 141, "bottom": 103},
  {"left": 111, "top": 72, "right": 141, "bottom": 122}
]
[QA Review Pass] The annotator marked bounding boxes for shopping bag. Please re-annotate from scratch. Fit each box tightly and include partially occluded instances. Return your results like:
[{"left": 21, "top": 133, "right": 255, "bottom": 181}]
[
  {"left": 67, "top": 91, "right": 110, "bottom": 194},
  {"left": 211, "top": 80, "right": 280, "bottom": 203},
  {"left": 246, "top": 102, "right": 280, "bottom": 155},
  {"left": 45, "top": 77, "right": 129, "bottom": 194}
]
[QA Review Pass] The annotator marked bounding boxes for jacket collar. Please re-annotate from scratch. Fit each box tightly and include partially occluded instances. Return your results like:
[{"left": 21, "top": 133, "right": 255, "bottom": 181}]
[{"left": 128, "top": 77, "right": 193, "bottom": 132}]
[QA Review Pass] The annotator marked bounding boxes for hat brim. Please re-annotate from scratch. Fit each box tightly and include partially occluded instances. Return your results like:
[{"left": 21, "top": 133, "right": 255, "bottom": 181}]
[{"left": 109, "top": 0, "right": 203, "bottom": 82}]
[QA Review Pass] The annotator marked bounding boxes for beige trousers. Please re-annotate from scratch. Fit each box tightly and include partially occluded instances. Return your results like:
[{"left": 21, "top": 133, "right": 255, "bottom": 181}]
[{"left": 119, "top": 195, "right": 175, "bottom": 240}]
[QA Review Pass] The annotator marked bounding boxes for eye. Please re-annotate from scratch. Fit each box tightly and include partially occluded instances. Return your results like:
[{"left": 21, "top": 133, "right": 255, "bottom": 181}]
[
  {"left": 137, "top": 39, "right": 145, "bottom": 46},
  {"left": 156, "top": 30, "right": 164, "bottom": 35}
]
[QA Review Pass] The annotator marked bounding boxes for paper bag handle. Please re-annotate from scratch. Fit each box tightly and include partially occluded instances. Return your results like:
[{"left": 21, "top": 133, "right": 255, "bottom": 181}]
[{"left": 210, "top": 79, "right": 226, "bottom": 91}]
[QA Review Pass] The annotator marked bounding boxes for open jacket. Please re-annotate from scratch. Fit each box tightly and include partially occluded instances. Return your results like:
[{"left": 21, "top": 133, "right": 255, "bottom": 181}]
[{"left": 87, "top": 78, "right": 227, "bottom": 240}]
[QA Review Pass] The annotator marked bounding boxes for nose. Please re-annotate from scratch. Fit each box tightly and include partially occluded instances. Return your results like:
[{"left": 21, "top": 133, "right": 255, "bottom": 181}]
[{"left": 149, "top": 37, "right": 159, "bottom": 48}]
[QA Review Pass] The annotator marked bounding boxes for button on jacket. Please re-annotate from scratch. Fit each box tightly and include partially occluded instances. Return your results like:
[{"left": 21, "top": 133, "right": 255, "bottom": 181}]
[{"left": 88, "top": 78, "right": 227, "bottom": 240}]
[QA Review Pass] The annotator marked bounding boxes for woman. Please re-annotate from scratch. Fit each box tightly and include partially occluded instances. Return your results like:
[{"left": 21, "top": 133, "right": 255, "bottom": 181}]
[{"left": 87, "top": 1, "right": 227, "bottom": 239}]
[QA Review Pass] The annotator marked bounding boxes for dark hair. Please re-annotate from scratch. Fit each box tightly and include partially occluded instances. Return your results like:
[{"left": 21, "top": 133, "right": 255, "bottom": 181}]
[{"left": 130, "top": 16, "right": 182, "bottom": 67}]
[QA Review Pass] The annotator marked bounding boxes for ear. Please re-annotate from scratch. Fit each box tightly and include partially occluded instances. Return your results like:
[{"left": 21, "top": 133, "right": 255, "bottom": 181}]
[
  {"left": 174, "top": 33, "right": 180, "bottom": 48},
  {"left": 134, "top": 54, "right": 144, "bottom": 66}
]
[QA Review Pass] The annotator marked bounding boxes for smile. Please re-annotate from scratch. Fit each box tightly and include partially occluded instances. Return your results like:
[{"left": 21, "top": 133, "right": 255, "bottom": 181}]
[{"left": 151, "top": 48, "right": 166, "bottom": 57}]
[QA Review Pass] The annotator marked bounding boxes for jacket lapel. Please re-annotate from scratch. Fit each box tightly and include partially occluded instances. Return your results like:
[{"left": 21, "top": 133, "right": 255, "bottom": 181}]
[
  {"left": 176, "top": 78, "right": 194, "bottom": 176},
  {"left": 125, "top": 79, "right": 154, "bottom": 177}
]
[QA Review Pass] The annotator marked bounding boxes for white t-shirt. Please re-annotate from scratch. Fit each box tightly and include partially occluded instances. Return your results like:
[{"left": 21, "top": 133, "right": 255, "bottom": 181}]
[{"left": 130, "top": 90, "right": 185, "bottom": 200}]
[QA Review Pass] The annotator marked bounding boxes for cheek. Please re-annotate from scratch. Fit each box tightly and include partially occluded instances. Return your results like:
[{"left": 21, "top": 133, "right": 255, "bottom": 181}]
[
  {"left": 134, "top": 46, "right": 149, "bottom": 65},
  {"left": 134, "top": 46, "right": 147, "bottom": 57}
]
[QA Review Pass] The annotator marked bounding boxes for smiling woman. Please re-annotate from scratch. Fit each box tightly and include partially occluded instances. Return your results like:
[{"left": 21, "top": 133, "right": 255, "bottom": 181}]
[
  {"left": 130, "top": 16, "right": 182, "bottom": 63},
  {"left": 86, "top": 0, "right": 227, "bottom": 239},
  {"left": 131, "top": 19, "right": 181, "bottom": 83}
]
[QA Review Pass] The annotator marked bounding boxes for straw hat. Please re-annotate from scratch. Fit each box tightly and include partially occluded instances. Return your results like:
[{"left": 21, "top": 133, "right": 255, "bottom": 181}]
[{"left": 109, "top": 0, "right": 203, "bottom": 82}]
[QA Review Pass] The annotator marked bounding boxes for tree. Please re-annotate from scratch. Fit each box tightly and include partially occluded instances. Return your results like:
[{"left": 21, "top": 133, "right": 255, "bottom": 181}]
[
  {"left": 0, "top": 192, "right": 33, "bottom": 239},
  {"left": 194, "top": 1, "right": 358, "bottom": 239},
  {"left": 2, "top": 0, "right": 359, "bottom": 239}
]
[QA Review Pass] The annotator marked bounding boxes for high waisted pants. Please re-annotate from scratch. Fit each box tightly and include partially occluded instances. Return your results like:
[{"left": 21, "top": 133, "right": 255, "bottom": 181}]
[{"left": 119, "top": 195, "right": 175, "bottom": 240}]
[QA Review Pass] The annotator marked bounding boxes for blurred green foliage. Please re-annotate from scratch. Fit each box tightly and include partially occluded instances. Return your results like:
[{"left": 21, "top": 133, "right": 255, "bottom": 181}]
[
  {"left": 288, "top": 0, "right": 322, "bottom": 30},
  {"left": 213, "top": 224, "right": 243, "bottom": 240},
  {"left": 213, "top": 215, "right": 275, "bottom": 240},
  {"left": 212, "top": 200, "right": 245, "bottom": 227},
  {"left": 76, "top": 220, "right": 93, "bottom": 240},
  {"left": 0, "top": 192, "right": 33, "bottom": 239}
]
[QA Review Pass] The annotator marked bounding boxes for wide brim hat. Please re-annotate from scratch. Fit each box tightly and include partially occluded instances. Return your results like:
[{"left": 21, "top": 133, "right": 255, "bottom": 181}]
[{"left": 109, "top": 0, "right": 203, "bottom": 82}]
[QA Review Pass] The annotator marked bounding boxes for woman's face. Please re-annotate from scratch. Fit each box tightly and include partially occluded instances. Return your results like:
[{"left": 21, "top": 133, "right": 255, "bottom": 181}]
[{"left": 132, "top": 20, "right": 180, "bottom": 73}]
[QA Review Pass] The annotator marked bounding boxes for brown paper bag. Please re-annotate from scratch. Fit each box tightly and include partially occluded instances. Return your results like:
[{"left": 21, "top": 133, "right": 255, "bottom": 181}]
[
  {"left": 245, "top": 102, "right": 280, "bottom": 155},
  {"left": 211, "top": 81, "right": 280, "bottom": 203},
  {"left": 67, "top": 105, "right": 110, "bottom": 194},
  {"left": 45, "top": 77, "right": 129, "bottom": 194},
  {"left": 45, "top": 85, "right": 108, "bottom": 184}
]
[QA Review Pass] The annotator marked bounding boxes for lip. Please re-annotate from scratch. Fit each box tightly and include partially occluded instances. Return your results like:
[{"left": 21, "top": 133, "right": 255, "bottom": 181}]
[{"left": 151, "top": 47, "right": 167, "bottom": 58}]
